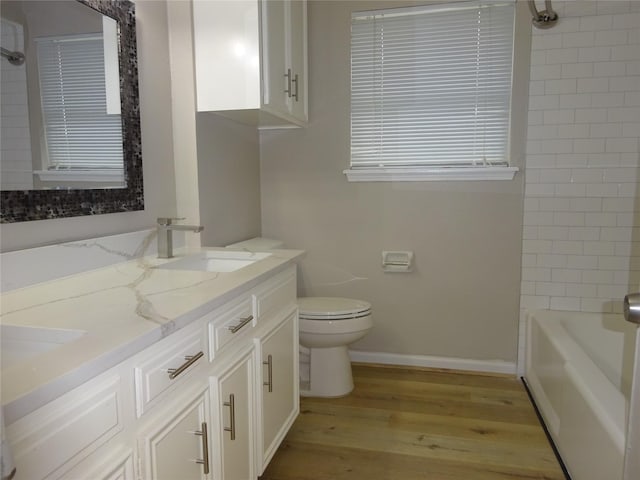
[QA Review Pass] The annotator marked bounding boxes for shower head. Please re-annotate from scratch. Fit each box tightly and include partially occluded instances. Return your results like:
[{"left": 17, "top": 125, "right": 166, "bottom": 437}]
[{"left": 1, "top": 46, "right": 25, "bottom": 66}]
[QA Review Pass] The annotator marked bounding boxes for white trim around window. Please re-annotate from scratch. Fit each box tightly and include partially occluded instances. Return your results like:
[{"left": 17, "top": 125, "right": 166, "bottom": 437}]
[
  {"left": 344, "top": 166, "right": 518, "bottom": 182},
  {"left": 34, "top": 169, "right": 125, "bottom": 183}
]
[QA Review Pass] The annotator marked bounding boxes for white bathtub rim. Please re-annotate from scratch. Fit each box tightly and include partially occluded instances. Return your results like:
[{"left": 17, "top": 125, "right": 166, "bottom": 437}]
[{"left": 525, "top": 309, "right": 627, "bottom": 455}]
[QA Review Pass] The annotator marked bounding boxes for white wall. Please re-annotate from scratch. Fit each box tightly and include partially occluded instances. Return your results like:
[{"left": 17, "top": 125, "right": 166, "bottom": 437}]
[
  {"left": 196, "top": 113, "right": 261, "bottom": 247},
  {"left": 0, "top": 0, "right": 178, "bottom": 252},
  {"left": 259, "top": 0, "right": 531, "bottom": 369},
  {"left": 165, "top": 0, "right": 262, "bottom": 248},
  {"left": 166, "top": 0, "right": 201, "bottom": 250}
]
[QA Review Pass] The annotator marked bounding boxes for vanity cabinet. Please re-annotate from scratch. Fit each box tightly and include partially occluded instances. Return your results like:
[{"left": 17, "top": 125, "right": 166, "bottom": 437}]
[
  {"left": 192, "top": 0, "right": 308, "bottom": 128},
  {"left": 138, "top": 388, "right": 211, "bottom": 480},
  {"left": 4, "top": 373, "right": 130, "bottom": 480},
  {"left": 4, "top": 264, "right": 299, "bottom": 480},
  {"left": 255, "top": 311, "right": 299, "bottom": 474},
  {"left": 209, "top": 347, "right": 255, "bottom": 480}
]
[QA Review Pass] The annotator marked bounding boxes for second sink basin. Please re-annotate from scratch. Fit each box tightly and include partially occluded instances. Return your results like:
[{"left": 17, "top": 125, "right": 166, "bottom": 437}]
[
  {"left": 157, "top": 250, "right": 272, "bottom": 273},
  {"left": 1, "top": 324, "right": 87, "bottom": 369}
]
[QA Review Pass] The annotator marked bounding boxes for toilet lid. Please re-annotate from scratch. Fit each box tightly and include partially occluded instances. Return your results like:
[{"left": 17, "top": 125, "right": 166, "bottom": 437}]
[{"left": 298, "top": 297, "right": 371, "bottom": 320}]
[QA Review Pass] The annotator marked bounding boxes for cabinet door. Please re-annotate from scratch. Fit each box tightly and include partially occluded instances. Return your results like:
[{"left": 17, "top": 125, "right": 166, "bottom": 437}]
[
  {"left": 140, "top": 389, "right": 210, "bottom": 480},
  {"left": 210, "top": 347, "right": 255, "bottom": 480},
  {"left": 193, "top": 0, "right": 261, "bottom": 111},
  {"left": 288, "top": 0, "right": 307, "bottom": 122},
  {"left": 261, "top": 0, "right": 289, "bottom": 116},
  {"left": 6, "top": 375, "right": 124, "bottom": 480},
  {"left": 255, "top": 311, "right": 299, "bottom": 473}
]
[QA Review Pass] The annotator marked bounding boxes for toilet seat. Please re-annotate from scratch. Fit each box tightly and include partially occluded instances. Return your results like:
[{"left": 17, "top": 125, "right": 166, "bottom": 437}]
[{"left": 298, "top": 297, "right": 371, "bottom": 320}]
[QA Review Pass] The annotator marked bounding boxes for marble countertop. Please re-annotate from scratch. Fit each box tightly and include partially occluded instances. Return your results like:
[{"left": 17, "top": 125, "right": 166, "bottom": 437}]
[{"left": 0, "top": 247, "right": 304, "bottom": 424}]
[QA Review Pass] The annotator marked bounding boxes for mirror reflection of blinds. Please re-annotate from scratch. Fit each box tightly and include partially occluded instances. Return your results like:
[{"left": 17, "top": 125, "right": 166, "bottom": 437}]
[
  {"left": 350, "top": 1, "right": 515, "bottom": 169},
  {"left": 36, "top": 34, "right": 123, "bottom": 171}
]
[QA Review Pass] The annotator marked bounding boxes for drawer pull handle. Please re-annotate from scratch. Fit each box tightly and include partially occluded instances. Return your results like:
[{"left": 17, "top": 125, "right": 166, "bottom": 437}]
[
  {"left": 228, "top": 315, "right": 253, "bottom": 334},
  {"left": 194, "top": 422, "right": 210, "bottom": 474},
  {"left": 263, "top": 354, "right": 273, "bottom": 393},
  {"left": 223, "top": 394, "right": 236, "bottom": 440},
  {"left": 167, "top": 351, "right": 204, "bottom": 379}
]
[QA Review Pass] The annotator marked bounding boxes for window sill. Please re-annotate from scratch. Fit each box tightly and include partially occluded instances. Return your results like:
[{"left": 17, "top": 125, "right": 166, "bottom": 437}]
[
  {"left": 34, "top": 170, "right": 125, "bottom": 183},
  {"left": 343, "top": 166, "right": 519, "bottom": 182}
]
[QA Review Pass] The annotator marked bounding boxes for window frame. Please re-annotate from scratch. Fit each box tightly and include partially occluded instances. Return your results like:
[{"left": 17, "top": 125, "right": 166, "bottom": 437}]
[{"left": 345, "top": 0, "right": 522, "bottom": 182}]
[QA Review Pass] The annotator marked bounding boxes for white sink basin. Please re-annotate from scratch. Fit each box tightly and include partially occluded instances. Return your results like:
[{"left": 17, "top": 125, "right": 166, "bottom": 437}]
[
  {"left": 156, "top": 250, "right": 272, "bottom": 273},
  {"left": 1, "top": 324, "right": 87, "bottom": 369}
]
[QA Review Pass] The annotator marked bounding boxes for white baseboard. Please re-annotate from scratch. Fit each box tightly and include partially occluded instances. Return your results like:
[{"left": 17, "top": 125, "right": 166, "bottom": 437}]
[{"left": 348, "top": 350, "right": 517, "bottom": 375}]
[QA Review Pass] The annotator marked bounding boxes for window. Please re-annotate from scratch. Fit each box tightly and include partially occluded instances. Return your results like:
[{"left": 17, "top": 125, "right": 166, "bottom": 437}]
[
  {"left": 36, "top": 33, "right": 123, "bottom": 182},
  {"left": 347, "top": 0, "right": 518, "bottom": 182}
]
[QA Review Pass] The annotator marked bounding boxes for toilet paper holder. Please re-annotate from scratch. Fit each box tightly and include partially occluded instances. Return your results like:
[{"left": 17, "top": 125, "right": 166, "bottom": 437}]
[{"left": 382, "top": 251, "right": 413, "bottom": 272}]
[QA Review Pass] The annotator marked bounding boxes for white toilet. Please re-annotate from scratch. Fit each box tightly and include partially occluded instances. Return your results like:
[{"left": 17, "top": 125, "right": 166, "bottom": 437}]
[
  {"left": 225, "top": 238, "right": 373, "bottom": 397},
  {"left": 298, "top": 297, "right": 372, "bottom": 397}
]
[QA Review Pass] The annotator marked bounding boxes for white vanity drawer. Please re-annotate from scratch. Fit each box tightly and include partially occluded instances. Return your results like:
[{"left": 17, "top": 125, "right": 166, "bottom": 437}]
[
  {"left": 253, "top": 266, "right": 297, "bottom": 324},
  {"left": 7, "top": 375, "right": 124, "bottom": 480},
  {"left": 134, "top": 326, "right": 205, "bottom": 417},
  {"left": 208, "top": 295, "right": 254, "bottom": 360}
]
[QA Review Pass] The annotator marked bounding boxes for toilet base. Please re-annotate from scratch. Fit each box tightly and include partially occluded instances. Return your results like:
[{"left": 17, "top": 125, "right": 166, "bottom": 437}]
[{"left": 299, "top": 345, "right": 354, "bottom": 397}]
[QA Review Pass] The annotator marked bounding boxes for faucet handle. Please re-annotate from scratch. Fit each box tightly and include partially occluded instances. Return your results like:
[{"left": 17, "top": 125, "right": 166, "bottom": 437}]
[{"left": 157, "top": 217, "right": 186, "bottom": 226}]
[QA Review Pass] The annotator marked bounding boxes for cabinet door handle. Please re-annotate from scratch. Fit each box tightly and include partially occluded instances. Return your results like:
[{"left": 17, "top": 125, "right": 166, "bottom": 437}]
[
  {"left": 194, "top": 422, "right": 210, "bottom": 474},
  {"left": 284, "top": 68, "right": 292, "bottom": 97},
  {"left": 263, "top": 354, "right": 273, "bottom": 393},
  {"left": 227, "top": 315, "right": 253, "bottom": 334},
  {"left": 223, "top": 394, "right": 236, "bottom": 440},
  {"left": 167, "top": 351, "right": 204, "bottom": 379},
  {"left": 292, "top": 73, "right": 299, "bottom": 101}
]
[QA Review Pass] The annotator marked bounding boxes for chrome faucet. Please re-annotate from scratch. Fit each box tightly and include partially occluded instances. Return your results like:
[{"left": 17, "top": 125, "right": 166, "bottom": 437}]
[{"left": 157, "top": 217, "right": 204, "bottom": 259}]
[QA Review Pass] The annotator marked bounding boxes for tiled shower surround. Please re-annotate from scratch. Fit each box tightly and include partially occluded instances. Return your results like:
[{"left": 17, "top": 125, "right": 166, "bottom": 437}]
[
  {"left": 520, "top": 0, "right": 639, "bottom": 323},
  {"left": 0, "top": 19, "right": 33, "bottom": 190}
]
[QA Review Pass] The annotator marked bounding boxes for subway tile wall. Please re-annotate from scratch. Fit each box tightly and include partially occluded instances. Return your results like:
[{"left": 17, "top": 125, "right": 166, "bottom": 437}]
[
  {"left": 520, "top": 0, "right": 640, "bottom": 325},
  {"left": 517, "top": 0, "right": 640, "bottom": 375},
  {"left": 1, "top": 18, "right": 34, "bottom": 190}
]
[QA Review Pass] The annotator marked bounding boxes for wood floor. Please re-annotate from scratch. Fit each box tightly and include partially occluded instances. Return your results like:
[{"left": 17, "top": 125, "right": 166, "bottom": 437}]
[{"left": 260, "top": 364, "right": 565, "bottom": 480}]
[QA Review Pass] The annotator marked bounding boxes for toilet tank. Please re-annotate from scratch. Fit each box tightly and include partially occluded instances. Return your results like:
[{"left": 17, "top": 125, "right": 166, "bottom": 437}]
[{"left": 225, "top": 237, "right": 284, "bottom": 250}]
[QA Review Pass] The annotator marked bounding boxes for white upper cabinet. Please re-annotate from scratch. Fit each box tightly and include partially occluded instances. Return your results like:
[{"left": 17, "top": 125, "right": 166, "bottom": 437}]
[
  {"left": 286, "top": 0, "right": 307, "bottom": 121},
  {"left": 193, "top": 0, "right": 308, "bottom": 127}
]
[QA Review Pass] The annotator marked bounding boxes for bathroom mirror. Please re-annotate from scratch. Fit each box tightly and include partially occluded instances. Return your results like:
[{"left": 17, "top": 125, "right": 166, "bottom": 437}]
[{"left": 0, "top": 0, "right": 143, "bottom": 223}]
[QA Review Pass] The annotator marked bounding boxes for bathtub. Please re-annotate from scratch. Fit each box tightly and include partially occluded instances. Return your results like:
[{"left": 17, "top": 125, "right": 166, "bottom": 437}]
[{"left": 525, "top": 310, "right": 636, "bottom": 480}]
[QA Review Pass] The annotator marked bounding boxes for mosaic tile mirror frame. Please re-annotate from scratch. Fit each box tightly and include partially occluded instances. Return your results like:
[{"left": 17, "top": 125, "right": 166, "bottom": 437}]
[{"left": 1, "top": 0, "right": 143, "bottom": 223}]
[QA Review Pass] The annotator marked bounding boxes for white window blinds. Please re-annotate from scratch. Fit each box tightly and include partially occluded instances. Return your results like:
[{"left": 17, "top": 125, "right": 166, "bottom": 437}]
[
  {"left": 350, "top": 1, "right": 515, "bottom": 171},
  {"left": 36, "top": 34, "right": 123, "bottom": 171}
]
